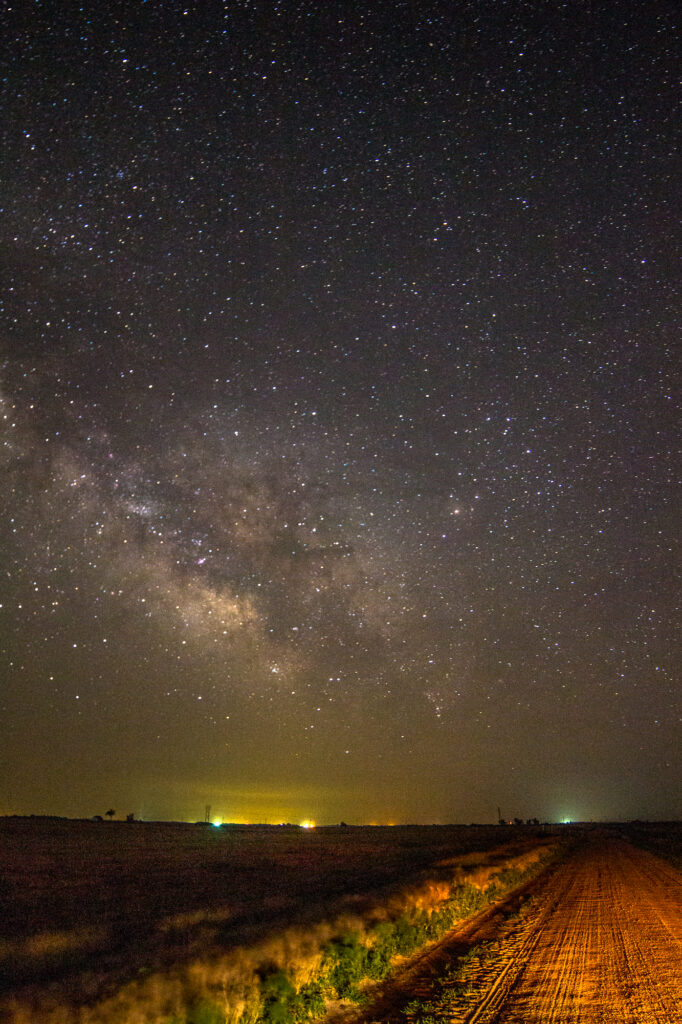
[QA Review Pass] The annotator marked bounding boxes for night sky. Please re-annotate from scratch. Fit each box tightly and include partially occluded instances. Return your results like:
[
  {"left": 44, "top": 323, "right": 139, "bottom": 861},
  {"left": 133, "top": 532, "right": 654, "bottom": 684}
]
[{"left": 1, "top": 1, "right": 679, "bottom": 825}]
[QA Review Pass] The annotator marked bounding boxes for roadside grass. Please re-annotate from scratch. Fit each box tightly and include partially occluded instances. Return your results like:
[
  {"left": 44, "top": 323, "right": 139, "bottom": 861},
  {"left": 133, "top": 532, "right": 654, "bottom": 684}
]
[
  {"left": 161, "top": 846, "right": 557, "bottom": 1023},
  {"left": 399, "top": 893, "right": 543, "bottom": 1023},
  {"left": 0, "top": 822, "right": 560, "bottom": 1024},
  {"left": 399, "top": 946, "right": 488, "bottom": 1020}
]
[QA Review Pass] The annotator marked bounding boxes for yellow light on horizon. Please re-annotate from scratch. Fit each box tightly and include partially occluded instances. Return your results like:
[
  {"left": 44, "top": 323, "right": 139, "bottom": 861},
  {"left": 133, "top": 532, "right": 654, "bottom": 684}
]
[{"left": 300, "top": 820, "right": 315, "bottom": 829}]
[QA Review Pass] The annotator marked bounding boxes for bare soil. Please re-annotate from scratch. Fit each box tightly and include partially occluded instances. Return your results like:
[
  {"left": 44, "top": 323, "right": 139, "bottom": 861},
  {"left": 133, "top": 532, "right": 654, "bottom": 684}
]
[{"left": 343, "top": 831, "right": 682, "bottom": 1023}]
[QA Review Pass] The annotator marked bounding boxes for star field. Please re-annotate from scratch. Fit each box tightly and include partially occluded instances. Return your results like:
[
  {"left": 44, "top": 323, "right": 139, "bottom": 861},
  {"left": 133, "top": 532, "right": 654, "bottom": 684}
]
[{"left": 0, "top": 1, "right": 679, "bottom": 824}]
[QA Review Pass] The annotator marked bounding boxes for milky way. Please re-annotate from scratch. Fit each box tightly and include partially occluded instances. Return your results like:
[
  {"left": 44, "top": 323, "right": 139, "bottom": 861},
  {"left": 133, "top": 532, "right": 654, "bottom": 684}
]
[{"left": 1, "top": 1, "right": 678, "bottom": 824}]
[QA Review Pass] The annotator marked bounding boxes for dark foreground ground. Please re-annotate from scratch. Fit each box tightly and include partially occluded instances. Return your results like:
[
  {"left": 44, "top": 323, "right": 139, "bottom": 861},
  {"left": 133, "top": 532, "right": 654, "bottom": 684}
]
[
  {"left": 0, "top": 819, "right": 546, "bottom": 993},
  {"left": 0, "top": 817, "right": 677, "bottom": 1021},
  {"left": 1, "top": 819, "right": 543, "bottom": 939}
]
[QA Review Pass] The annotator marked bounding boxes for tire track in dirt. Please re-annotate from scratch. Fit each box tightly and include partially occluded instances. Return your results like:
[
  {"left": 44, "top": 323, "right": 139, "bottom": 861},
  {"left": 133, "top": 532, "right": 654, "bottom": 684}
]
[
  {"left": 484, "top": 836, "right": 682, "bottom": 1023},
  {"left": 500, "top": 859, "right": 597, "bottom": 1023},
  {"left": 460, "top": 919, "right": 543, "bottom": 1023},
  {"left": 344, "top": 834, "right": 682, "bottom": 1024},
  {"left": 463, "top": 861, "right": 589, "bottom": 1024}
]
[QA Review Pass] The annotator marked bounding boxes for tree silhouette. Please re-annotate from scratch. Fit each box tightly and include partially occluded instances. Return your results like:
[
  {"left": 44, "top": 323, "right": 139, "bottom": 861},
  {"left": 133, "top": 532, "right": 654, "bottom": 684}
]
[{"left": 106, "top": 808, "right": 115, "bottom": 819}]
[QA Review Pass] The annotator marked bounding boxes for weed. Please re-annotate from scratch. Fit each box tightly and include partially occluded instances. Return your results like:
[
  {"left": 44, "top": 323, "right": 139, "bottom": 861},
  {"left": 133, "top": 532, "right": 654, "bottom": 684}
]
[
  {"left": 402, "top": 997, "right": 442, "bottom": 1021},
  {"left": 322, "top": 932, "right": 367, "bottom": 999},
  {"left": 186, "top": 1001, "right": 226, "bottom": 1024},
  {"left": 258, "top": 970, "right": 297, "bottom": 1023}
]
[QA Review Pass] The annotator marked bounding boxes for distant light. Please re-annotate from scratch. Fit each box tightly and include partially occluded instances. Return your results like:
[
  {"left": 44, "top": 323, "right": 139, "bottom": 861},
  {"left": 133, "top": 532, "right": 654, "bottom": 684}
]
[
  {"left": 300, "top": 820, "right": 315, "bottom": 829},
  {"left": 212, "top": 819, "right": 222, "bottom": 827}
]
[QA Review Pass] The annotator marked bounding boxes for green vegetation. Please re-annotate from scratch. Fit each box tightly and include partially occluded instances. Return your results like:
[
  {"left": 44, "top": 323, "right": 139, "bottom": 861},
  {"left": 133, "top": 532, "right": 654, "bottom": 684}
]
[
  {"left": 399, "top": 890, "right": 548, "bottom": 1021},
  {"left": 402, "top": 998, "right": 443, "bottom": 1023},
  {"left": 187, "top": 1002, "right": 227, "bottom": 1024},
  {"left": 399, "top": 941, "right": 498, "bottom": 1020},
  {"left": 162, "top": 846, "right": 557, "bottom": 1024},
  {"left": 257, "top": 969, "right": 326, "bottom": 1023},
  {"left": 318, "top": 879, "right": 488, "bottom": 1007}
]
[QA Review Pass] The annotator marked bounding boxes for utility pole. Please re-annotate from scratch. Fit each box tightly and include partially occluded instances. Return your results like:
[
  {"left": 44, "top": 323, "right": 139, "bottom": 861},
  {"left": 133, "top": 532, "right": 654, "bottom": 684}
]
[
  {"left": 205, "top": 804, "right": 211, "bottom": 823},
  {"left": 497, "top": 806, "right": 502, "bottom": 824}
]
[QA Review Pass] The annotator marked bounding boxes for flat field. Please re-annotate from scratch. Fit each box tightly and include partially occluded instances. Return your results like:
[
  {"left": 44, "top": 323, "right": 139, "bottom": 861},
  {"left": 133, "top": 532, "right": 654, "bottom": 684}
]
[
  {"left": 4, "top": 820, "right": 678, "bottom": 1023},
  {"left": 0, "top": 817, "right": 554, "bottom": 1022}
]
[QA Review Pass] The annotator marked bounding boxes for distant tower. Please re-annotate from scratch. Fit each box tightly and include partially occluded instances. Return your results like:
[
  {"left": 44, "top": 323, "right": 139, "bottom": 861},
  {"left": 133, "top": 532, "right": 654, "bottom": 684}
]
[{"left": 205, "top": 804, "right": 211, "bottom": 823}]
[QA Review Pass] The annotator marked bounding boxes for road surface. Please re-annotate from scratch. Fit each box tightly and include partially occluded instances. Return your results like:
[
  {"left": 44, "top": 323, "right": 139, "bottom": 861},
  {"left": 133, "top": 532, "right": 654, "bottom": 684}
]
[
  {"left": 348, "top": 834, "right": 682, "bottom": 1024},
  {"left": 469, "top": 836, "right": 682, "bottom": 1023}
]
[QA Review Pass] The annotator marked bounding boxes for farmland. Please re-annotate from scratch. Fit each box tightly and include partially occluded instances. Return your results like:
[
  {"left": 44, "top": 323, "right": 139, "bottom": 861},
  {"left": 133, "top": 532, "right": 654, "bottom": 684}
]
[
  {"left": 0, "top": 818, "right": 680, "bottom": 1022},
  {"left": 0, "top": 817, "right": 556, "bottom": 1022}
]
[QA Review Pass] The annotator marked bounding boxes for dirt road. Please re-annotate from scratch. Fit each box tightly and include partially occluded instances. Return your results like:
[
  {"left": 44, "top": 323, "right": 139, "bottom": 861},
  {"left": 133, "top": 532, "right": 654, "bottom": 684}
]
[
  {"left": 470, "top": 836, "right": 682, "bottom": 1023},
  {"left": 351, "top": 834, "right": 682, "bottom": 1024}
]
